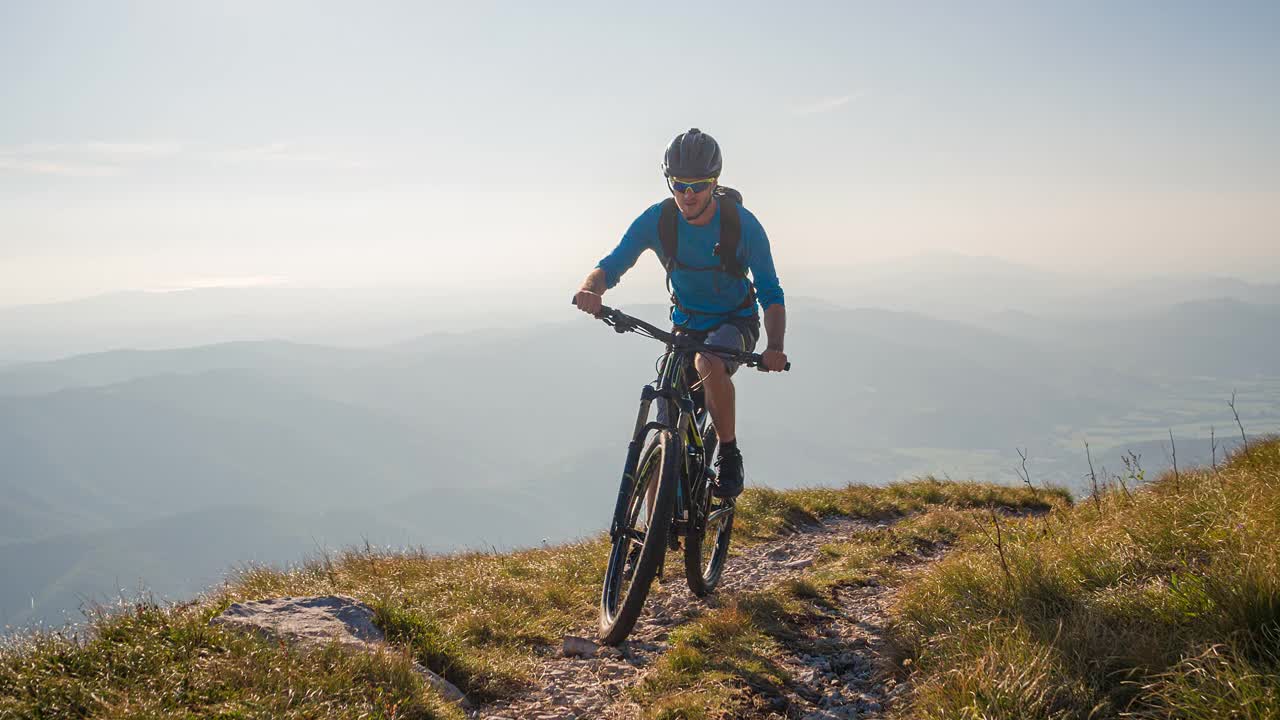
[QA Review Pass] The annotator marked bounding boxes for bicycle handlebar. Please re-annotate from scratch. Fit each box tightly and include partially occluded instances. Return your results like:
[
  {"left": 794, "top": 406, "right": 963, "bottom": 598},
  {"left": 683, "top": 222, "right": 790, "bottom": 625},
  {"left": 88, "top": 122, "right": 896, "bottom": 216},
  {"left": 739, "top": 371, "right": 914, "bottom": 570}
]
[{"left": 572, "top": 297, "right": 791, "bottom": 372}]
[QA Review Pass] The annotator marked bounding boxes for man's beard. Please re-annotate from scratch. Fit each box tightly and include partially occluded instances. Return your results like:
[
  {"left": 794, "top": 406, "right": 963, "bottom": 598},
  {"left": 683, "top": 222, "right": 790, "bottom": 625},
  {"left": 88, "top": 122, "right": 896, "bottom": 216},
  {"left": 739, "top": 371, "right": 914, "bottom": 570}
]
[{"left": 684, "top": 195, "right": 714, "bottom": 222}]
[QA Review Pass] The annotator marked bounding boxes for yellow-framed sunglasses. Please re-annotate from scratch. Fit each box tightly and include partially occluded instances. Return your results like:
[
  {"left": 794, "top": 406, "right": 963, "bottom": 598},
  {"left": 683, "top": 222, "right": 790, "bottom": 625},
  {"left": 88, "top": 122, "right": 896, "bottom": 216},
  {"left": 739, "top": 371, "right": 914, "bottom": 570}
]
[{"left": 667, "top": 176, "right": 717, "bottom": 194}]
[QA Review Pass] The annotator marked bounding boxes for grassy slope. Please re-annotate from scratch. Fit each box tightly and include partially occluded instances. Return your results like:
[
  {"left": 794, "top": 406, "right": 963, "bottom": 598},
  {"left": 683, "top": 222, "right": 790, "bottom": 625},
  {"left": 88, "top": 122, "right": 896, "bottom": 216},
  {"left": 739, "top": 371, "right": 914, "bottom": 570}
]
[
  {"left": 644, "top": 442, "right": 1280, "bottom": 720},
  {"left": 891, "top": 438, "right": 1280, "bottom": 719},
  {"left": 632, "top": 492, "right": 1067, "bottom": 719},
  {"left": 19, "top": 442, "right": 1265, "bottom": 720},
  {"left": 0, "top": 478, "right": 1054, "bottom": 718}
]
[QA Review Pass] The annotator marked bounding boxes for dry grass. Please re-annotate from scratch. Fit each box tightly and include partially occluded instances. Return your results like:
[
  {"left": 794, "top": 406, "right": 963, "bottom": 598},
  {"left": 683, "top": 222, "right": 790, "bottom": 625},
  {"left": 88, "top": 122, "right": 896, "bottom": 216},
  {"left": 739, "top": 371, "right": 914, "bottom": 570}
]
[
  {"left": 632, "top": 501, "right": 1052, "bottom": 718},
  {"left": 890, "top": 438, "right": 1280, "bottom": 719},
  {"left": 632, "top": 593, "right": 807, "bottom": 719},
  {"left": 734, "top": 476, "right": 1068, "bottom": 540},
  {"left": 228, "top": 537, "right": 611, "bottom": 702},
  {"left": 0, "top": 600, "right": 467, "bottom": 719},
  {"left": 0, "top": 476, "right": 1067, "bottom": 717}
]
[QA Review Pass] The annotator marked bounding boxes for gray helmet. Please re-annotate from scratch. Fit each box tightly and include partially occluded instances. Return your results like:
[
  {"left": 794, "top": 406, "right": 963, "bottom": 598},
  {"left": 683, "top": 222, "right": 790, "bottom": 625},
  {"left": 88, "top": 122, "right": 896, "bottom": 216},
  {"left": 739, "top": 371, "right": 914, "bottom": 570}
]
[{"left": 662, "top": 128, "right": 722, "bottom": 178}]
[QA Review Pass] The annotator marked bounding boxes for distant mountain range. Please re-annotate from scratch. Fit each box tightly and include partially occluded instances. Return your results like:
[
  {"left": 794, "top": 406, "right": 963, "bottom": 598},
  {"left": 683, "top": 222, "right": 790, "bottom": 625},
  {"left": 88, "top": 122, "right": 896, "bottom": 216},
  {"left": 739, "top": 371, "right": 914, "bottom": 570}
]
[
  {"left": 2, "top": 264, "right": 1278, "bottom": 629},
  {"left": 3, "top": 257, "right": 1277, "bottom": 365},
  {"left": 802, "top": 254, "right": 1280, "bottom": 321}
]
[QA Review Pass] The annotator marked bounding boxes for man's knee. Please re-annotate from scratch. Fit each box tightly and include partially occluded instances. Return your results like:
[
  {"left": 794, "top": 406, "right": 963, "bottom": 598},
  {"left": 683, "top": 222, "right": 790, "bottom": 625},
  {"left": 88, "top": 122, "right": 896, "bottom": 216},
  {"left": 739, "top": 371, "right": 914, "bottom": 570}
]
[{"left": 695, "top": 352, "right": 728, "bottom": 379}]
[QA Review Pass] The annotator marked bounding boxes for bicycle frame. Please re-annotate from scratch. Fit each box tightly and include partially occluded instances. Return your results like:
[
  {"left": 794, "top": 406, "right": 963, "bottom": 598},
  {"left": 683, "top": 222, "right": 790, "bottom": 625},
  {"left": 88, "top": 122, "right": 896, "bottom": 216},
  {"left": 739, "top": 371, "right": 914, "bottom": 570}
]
[
  {"left": 610, "top": 346, "right": 712, "bottom": 542},
  {"left": 582, "top": 300, "right": 787, "bottom": 543}
]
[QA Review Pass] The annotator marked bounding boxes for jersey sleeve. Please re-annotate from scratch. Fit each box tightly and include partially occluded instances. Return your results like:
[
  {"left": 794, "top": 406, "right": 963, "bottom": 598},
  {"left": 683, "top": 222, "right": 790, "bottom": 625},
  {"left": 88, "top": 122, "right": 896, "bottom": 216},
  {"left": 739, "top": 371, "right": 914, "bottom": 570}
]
[
  {"left": 596, "top": 203, "right": 663, "bottom": 289},
  {"left": 741, "top": 210, "right": 785, "bottom": 309}
]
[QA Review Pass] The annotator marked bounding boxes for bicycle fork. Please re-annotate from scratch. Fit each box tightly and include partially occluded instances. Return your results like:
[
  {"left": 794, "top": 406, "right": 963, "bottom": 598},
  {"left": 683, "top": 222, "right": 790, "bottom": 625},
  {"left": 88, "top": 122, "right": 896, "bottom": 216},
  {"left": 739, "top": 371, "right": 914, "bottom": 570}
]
[{"left": 609, "top": 385, "right": 694, "bottom": 539}]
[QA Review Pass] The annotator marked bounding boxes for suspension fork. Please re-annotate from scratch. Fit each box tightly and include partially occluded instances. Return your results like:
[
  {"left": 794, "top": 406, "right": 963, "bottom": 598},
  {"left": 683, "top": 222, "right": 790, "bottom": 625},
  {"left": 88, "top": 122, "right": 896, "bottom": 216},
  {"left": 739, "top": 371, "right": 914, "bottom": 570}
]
[
  {"left": 608, "top": 390, "right": 653, "bottom": 539},
  {"left": 608, "top": 383, "right": 693, "bottom": 538}
]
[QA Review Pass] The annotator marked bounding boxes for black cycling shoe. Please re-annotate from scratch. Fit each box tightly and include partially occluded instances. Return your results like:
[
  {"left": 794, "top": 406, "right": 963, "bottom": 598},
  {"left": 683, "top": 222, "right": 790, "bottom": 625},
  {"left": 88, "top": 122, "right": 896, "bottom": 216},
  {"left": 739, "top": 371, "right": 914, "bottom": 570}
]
[{"left": 713, "top": 445, "right": 744, "bottom": 499}]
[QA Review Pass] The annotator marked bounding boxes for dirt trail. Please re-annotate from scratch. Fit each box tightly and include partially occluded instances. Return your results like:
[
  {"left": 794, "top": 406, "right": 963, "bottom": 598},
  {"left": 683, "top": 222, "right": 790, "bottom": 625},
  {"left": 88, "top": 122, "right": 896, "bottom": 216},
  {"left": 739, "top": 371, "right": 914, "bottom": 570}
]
[{"left": 476, "top": 516, "right": 938, "bottom": 720}]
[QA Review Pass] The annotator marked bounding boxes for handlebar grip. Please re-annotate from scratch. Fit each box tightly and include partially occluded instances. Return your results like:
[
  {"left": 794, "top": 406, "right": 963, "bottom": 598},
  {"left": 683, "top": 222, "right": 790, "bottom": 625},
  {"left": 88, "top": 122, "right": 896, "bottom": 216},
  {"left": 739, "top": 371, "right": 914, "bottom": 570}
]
[{"left": 755, "top": 359, "right": 792, "bottom": 372}]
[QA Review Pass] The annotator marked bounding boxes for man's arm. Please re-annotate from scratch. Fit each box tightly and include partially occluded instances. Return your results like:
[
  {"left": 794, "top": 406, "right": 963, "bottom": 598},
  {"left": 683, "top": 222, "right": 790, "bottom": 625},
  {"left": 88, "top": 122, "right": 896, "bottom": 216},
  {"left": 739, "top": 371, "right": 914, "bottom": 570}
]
[
  {"left": 574, "top": 204, "right": 662, "bottom": 316},
  {"left": 739, "top": 211, "right": 787, "bottom": 370},
  {"left": 763, "top": 303, "right": 785, "bottom": 351},
  {"left": 760, "top": 303, "right": 788, "bottom": 371},
  {"left": 579, "top": 267, "right": 607, "bottom": 295}
]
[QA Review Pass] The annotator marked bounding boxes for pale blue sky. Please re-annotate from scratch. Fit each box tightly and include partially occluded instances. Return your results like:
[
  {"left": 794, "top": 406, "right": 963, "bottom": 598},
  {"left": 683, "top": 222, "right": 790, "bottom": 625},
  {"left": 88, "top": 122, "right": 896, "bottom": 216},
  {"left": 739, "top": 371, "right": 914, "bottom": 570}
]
[{"left": 2, "top": 1, "right": 1278, "bottom": 305}]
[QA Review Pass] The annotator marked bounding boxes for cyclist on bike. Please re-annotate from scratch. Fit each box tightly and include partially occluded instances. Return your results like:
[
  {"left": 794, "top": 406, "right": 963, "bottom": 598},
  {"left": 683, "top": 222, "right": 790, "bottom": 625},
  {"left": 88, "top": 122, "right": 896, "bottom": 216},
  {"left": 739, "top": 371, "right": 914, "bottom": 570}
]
[{"left": 573, "top": 128, "right": 787, "bottom": 499}]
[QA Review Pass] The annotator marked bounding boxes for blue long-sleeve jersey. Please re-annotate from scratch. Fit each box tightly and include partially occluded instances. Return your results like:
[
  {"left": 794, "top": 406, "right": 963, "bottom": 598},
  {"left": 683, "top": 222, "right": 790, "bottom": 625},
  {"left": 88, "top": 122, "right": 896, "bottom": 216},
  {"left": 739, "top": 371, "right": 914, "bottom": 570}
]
[{"left": 596, "top": 200, "right": 785, "bottom": 331}]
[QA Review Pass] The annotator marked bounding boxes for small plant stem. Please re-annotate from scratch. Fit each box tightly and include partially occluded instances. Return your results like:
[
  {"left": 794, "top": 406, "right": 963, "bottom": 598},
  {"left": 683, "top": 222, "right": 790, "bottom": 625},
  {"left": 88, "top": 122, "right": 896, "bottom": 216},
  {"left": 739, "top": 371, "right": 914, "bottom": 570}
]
[
  {"left": 1085, "top": 441, "right": 1102, "bottom": 514},
  {"left": 1229, "top": 390, "right": 1249, "bottom": 457}
]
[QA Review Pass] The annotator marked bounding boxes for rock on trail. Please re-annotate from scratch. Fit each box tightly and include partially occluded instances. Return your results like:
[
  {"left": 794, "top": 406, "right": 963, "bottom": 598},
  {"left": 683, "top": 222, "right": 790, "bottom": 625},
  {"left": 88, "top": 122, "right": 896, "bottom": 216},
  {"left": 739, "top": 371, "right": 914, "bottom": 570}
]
[{"left": 211, "top": 594, "right": 470, "bottom": 708}]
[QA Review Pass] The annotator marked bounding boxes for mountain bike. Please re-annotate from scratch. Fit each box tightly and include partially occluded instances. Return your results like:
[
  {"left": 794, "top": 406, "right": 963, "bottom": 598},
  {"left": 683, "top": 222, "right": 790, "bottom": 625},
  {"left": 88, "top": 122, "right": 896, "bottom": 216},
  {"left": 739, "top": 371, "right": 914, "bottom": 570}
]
[{"left": 575, "top": 301, "right": 790, "bottom": 645}]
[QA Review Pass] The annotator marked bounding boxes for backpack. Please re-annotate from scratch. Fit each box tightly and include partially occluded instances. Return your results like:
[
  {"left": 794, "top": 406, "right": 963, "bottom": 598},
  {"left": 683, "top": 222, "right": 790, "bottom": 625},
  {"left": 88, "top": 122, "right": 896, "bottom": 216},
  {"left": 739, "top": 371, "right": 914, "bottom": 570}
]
[{"left": 657, "top": 186, "right": 757, "bottom": 323}]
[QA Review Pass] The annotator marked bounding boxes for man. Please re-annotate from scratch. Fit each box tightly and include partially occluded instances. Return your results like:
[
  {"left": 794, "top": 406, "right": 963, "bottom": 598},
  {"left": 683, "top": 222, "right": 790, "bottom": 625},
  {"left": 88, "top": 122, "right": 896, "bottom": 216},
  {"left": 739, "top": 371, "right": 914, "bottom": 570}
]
[{"left": 573, "top": 128, "right": 787, "bottom": 499}]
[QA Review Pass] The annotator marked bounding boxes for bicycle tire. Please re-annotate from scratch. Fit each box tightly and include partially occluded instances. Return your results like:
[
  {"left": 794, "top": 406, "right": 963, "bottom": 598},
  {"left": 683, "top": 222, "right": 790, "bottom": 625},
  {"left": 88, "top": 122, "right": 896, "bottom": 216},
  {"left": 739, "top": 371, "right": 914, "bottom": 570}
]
[
  {"left": 684, "top": 419, "right": 735, "bottom": 596},
  {"left": 599, "top": 427, "right": 680, "bottom": 645}
]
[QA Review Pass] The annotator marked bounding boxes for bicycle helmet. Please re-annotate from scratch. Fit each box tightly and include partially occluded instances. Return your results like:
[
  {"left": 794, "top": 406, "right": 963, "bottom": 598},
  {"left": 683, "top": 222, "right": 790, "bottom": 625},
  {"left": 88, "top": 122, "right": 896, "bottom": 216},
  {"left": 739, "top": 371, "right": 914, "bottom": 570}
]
[{"left": 662, "top": 128, "right": 722, "bottom": 178}]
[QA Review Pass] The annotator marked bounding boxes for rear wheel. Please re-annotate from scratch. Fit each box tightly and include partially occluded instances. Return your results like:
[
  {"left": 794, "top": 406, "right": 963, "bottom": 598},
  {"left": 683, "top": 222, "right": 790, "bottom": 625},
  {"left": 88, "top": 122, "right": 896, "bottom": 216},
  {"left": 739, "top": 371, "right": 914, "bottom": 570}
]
[
  {"left": 684, "top": 419, "right": 735, "bottom": 596},
  {"left": 600, "top": 428, "right": 680, "bottom": 645}
]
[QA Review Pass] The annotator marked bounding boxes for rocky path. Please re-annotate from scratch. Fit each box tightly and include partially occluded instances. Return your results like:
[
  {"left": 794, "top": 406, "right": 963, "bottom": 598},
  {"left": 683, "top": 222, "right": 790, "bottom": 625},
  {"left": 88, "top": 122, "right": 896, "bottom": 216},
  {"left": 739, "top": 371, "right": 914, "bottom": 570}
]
[{"left": 475, "top": 516, "right": 937, "bottom": 720}]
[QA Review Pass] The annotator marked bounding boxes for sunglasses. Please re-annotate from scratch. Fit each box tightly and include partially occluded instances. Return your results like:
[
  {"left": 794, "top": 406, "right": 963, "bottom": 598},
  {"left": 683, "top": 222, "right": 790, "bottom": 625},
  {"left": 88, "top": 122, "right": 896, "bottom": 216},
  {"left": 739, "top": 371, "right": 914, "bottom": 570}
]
[{"left": 668, "top": 177, "right": 716, "bottom": 194}]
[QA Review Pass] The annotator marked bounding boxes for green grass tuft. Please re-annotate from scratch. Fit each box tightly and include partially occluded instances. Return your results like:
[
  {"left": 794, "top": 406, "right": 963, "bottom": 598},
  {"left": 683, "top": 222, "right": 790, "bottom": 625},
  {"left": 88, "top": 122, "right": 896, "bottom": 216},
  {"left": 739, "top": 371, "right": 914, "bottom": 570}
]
[
  {"left": 734, "top": 476, "right": 1066, "bottom": 541},
  {"left": 633, "top": 594, "right": 804, "bottom": 719},
  {"left": 0, "top": 600, "right": 465, "bottom": 719},
  {"left": 890, "top": 438, "right": 1280, "bottom": 718}
]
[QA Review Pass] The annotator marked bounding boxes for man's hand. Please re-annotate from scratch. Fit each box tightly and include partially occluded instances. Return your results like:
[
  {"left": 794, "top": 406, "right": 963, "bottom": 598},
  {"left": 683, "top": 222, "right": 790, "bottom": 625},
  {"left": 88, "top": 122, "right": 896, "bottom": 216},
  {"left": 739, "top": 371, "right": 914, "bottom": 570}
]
[
  {"left": 574, "top": 289, "right": 604, "bottom": 317},
  {"left": 761, "top": 348, "right": 788, "bottom": 372}
]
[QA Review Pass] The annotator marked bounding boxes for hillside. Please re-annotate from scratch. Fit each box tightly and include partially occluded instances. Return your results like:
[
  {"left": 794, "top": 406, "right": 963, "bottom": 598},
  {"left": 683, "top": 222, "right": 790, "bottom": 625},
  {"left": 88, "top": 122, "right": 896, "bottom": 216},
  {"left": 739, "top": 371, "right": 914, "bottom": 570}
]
[
  {"left": 3, "top": 441, "right": 1277, "bottom": 718},
  {"left": 13, "top": 298, "right": 1245, "bottom": 628}
]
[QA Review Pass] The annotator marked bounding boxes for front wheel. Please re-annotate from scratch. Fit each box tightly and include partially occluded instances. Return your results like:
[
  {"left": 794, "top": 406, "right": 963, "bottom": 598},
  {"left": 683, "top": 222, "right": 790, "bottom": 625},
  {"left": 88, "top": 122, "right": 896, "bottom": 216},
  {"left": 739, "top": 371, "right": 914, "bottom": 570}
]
[
  {"left": 600, "top": 428, "right": 680, "bottom": 645},
  {"left": 684, "top": 419, "right": 735, "bottom": 596}
]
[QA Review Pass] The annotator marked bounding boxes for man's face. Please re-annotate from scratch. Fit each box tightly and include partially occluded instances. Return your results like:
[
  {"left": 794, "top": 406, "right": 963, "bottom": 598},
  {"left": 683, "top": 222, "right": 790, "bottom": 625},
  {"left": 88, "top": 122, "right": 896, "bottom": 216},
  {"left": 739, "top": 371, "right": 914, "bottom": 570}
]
[{"left": 669, "top": 177, "right": 717, "bottom": 219}]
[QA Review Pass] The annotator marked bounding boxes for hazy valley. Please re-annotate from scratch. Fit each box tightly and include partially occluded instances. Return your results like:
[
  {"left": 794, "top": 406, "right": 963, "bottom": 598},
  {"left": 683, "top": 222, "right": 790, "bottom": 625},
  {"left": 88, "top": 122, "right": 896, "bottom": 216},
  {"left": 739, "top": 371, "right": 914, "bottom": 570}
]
[{"left": 2, "top": 257, "right": 1278, "bottom": 630}]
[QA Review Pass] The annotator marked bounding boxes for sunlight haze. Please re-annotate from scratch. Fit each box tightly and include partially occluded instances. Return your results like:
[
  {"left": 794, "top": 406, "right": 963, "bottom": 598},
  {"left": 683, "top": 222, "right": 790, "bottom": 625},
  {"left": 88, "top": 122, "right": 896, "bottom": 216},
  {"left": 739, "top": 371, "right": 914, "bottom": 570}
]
[{"left": 3, "top": 1, "right": 1278, "bottom": 306}]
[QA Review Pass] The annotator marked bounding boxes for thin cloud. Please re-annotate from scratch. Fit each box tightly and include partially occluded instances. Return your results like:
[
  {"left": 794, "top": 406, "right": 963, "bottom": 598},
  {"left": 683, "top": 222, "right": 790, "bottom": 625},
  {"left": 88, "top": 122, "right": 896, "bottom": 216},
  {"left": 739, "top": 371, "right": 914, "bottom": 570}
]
[
  {"left": 0, "top": 156, "right": 122, "bottom": 177},
  {"left": 6, "top": 141, "right": 185, "bottom": 157},
  {"left": 81, "top": 141, "right": 186, "bottom": 157},
  {"left": 789, "top": 93, "right": 861, "bottom": 116},
  {"left": 0, "top": 141, "right": 182, "bottom": 177},
  {"left": 0, "top": 139, "right": 371, "bottom": 177},
  {"left": 145, "top": 275, "right": 291, "bottom": 293},
  {"left": 213, "top": 141, "right": 373, "bottom": 170}
]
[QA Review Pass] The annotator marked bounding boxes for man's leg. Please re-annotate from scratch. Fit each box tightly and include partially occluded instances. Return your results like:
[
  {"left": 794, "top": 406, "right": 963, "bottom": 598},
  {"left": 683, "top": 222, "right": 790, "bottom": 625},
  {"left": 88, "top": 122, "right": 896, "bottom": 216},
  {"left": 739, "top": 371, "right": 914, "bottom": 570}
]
[
  {"left": 694, "top": 320, "right": 756, "bottom": 498},
  {"left": 694, "top": 352, "right": 735, "bottom": 443},
  {"left": 696, "top": 351, "right": 744, "bottom": 498}
]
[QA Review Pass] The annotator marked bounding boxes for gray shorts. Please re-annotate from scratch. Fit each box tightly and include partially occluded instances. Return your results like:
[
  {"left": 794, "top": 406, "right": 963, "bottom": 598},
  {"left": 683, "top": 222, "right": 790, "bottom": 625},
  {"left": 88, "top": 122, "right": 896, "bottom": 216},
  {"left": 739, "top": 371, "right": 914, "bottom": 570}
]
[
  {"left": 676, "top": 317, "right": 760, "bottom": 377},
  {"left": 657, "top": 318, "right": 759, "bottom": 425}
]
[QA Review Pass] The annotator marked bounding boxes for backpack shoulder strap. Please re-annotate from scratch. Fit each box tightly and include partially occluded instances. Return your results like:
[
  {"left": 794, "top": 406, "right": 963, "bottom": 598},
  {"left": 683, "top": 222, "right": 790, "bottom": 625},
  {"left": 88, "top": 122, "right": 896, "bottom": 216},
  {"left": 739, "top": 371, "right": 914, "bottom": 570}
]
[
  {"left": 658, "top": 198, "right": 679, "bottom": 271},
  {"left": 714, "top": 192, "right": 746, "bottom": 279}
]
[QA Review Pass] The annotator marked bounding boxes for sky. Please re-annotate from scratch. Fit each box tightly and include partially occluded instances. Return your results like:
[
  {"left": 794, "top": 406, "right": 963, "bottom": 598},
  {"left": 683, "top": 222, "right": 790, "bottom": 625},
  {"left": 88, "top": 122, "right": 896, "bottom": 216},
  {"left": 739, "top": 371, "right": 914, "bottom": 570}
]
[{"left": 2, "top": 1, "right": 1278, "bottom": 306}]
